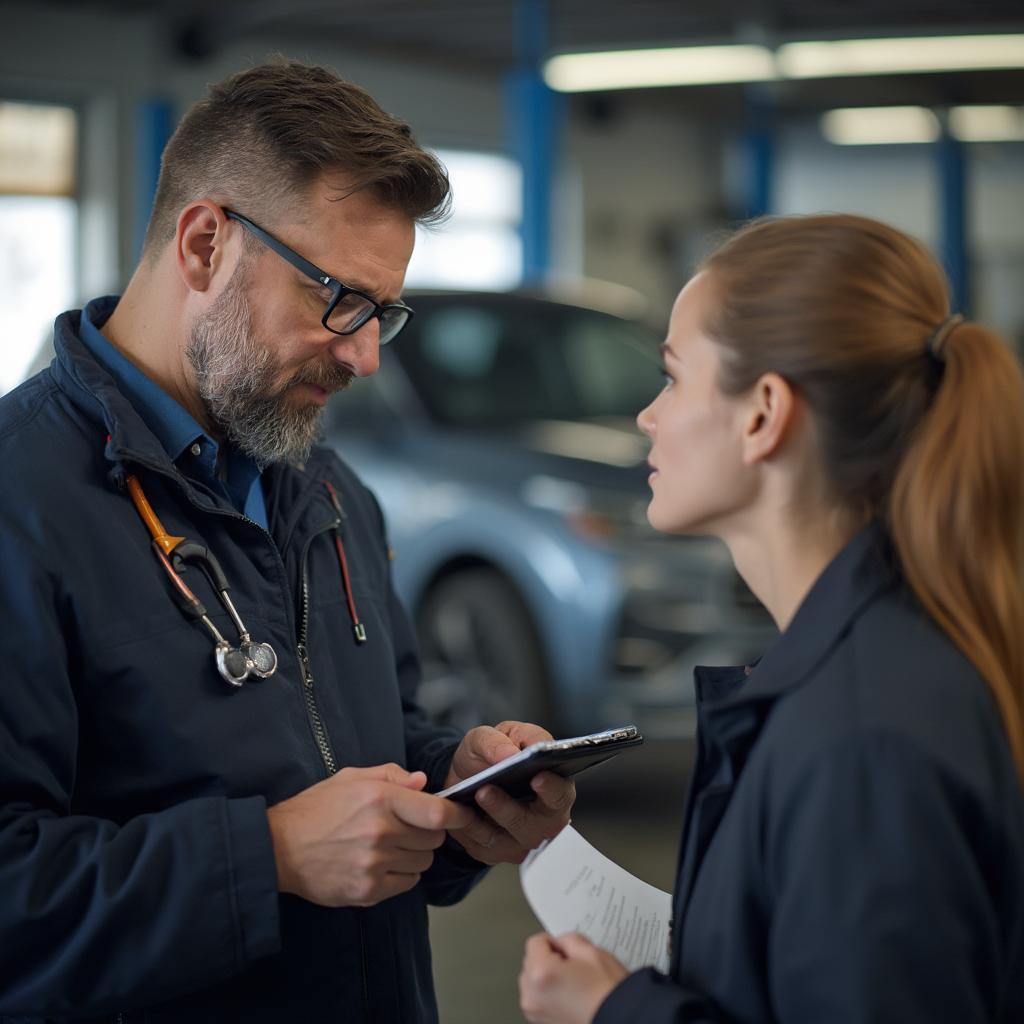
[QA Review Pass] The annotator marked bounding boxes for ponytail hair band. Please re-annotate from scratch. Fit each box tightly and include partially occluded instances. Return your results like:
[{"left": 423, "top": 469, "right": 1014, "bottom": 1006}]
[{"left": 926, "top": 313, "right": 965, "bottom": 364}]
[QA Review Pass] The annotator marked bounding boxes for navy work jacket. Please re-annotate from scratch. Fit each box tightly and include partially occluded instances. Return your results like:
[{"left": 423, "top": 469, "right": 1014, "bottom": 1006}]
[
  {"left": 597, "top": 527, "right": 1024, "bottom": 1023},
  {"left": 0, "top": 310, "right": 486, "bottom": 1022}
]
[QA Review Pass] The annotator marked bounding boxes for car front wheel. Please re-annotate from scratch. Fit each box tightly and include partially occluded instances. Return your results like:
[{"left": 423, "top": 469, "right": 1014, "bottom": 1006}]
[{"left": 415, "top": 567, "right": 551, "bottom": 733}]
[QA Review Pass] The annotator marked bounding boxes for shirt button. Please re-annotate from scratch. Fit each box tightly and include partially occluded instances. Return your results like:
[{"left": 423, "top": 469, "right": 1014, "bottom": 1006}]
[{"left": 191, "top": 443, "right": 202, "bottom": 457}]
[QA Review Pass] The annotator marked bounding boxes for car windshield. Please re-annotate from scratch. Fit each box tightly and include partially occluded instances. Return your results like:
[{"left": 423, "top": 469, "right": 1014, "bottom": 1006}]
[{"left": 395, "top": 298, "right": 665, "bottom": 427}]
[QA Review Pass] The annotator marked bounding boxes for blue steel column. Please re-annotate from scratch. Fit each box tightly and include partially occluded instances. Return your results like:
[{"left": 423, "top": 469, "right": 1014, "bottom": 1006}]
[
  {"left": 507, "top": 0, "right": 559, "bottom": 283},
  {"left": 135, "top": 99, "right": 175, "bottom": 259},
  {"left": 742, "top": 89, "right": 775, "bottom": 218},
  {"left": 936, "top": 115, "right": 970, "bottom": 314}
]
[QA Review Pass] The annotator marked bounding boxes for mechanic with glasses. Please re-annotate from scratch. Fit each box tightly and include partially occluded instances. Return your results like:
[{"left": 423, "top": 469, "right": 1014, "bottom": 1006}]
[{"left": 0, "top": 61, "right": 574, "bottom": 1022}]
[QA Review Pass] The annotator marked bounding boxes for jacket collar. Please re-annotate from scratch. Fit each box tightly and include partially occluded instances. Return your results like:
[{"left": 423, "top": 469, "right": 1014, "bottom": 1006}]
[
  {"left": 51, "top": 306, "right": 173, "bottom": 473},
  {"left": 699, "top": 523, "right": 897, "bottom": 715},
  {"left": 50, "top": 306, "right": 338, "bottom": 512}
]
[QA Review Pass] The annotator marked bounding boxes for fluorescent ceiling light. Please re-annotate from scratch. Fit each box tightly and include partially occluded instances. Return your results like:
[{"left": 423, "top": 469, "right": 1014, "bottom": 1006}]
[
  {"left": 821, "top": 106, "right": 940, "bottom": 145},
  {"left": 544, "top": 33, "right": 1024, "bottom": 94},
  {"left": 543, "top": 45, "right": 776, "bottom": 91},
  {"left": 779, "top": 34, "right": 1024, "bottom": 79},
  {"left": 949, "top": 105, "right": 1024, "bottom": 141},
  {"left": 822, "top": 104, "right": 1024, "bottom": 144}
]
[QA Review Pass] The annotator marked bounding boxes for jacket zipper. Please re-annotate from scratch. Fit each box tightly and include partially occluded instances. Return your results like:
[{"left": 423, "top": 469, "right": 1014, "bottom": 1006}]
[
  {"left": 296, "top": 518, "right": 343, "bottom": 777},
  {"left": 357, "top": 909, "right": 372, "bottom": 1017},
  {"left": 107, "top": 455, "right": 369, "bottom": 1005}
]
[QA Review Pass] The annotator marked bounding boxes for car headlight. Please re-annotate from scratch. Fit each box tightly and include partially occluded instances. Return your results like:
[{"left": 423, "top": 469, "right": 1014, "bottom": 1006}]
[{"left": 521, "top": 474, "right": 652, "bottom": 543}]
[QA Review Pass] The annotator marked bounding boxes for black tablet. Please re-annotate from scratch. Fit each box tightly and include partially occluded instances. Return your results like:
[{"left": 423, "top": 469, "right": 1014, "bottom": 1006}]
[{"left": 437, "top": 725, "right": 643, "bottom": 804}]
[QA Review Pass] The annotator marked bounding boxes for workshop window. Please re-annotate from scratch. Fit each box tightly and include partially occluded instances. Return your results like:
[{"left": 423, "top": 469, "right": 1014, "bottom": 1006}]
[
  {"left": 406, "top": 148, "right": 522, "bottom": 291},
  {"left": 0, "top": 100, "right": 78, "bottom": 395}
]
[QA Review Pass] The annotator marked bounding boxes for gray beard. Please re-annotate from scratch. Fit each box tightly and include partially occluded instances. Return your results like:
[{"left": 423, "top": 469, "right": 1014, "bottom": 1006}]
[{"left": 186, "top": 278, "right": 353, "bottom": 467}]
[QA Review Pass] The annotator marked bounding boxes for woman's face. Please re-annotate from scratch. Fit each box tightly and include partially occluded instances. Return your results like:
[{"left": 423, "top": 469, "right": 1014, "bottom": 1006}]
[{"left": 637, "top": 272, "right": 755, "bottom": 536}]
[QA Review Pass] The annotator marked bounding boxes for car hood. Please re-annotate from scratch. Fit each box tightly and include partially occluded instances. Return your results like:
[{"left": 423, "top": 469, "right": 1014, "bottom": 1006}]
[
  {"left": 514, "top": 419, "right": 649, "bottom": 470},
  {"left": 388, "top": 418, "right": 652, "bottom": 495}
]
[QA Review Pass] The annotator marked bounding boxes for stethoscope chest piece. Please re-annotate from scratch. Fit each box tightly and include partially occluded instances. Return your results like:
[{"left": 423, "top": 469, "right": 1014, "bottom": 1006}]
[
  {"left": 125, "top": 473, "right": 280, "bottom": 690},
  {"left": 243, "top": 641, "right": 278, "bottom": 678},
  {"left": 216, "top": 639, "right": 278, "bottom": 688}
]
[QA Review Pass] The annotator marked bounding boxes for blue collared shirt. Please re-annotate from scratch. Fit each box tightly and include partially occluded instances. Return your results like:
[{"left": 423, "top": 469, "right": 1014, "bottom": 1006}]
[{"left": 79, "top": 297, "right": 268, "bottom": 530}]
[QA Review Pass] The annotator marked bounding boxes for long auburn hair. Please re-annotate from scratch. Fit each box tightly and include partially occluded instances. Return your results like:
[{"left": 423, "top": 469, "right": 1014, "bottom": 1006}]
[{"left": 701, "top": 213, "right": 1024, "bottom": 783}]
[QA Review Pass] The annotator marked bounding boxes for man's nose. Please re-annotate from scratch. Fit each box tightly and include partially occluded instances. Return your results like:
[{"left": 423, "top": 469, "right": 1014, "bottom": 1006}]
[{"left": 328, "top": 318, "right": 380, "bottom": 377}]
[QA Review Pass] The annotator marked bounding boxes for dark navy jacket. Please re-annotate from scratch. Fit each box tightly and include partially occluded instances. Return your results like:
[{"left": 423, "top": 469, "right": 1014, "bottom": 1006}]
[
  {"left": 0, "top": 309, "right": 486, "bottom": 1022},
  {"left": 597, "top": 528, "right": 1024, "bottom": 1023}
]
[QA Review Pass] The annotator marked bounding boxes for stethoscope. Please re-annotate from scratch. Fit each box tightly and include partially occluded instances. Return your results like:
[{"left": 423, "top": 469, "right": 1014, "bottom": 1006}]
[{"left": 126, "top": 474, "right": 279, "bottom": 687}]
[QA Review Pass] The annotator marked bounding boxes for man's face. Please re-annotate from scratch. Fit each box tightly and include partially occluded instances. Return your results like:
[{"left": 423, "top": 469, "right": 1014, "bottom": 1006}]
[{"left": 187, "top": 183, "right": 415, "bottom": 466}]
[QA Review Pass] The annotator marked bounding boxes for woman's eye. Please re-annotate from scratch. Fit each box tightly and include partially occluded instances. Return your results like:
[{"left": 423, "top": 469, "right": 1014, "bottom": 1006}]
[{"left": 661, "top": 371, "right": 674, "bottom": 388}]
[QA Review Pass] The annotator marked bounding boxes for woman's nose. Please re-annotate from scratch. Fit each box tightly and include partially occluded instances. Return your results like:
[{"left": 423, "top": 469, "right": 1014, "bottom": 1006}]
[{"left": 637, "top": 400, "right": 656, "bottom": 438}]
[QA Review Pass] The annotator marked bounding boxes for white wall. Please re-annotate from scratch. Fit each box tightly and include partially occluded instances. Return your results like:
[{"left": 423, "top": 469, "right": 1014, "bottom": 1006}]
[
  {"left": 774, "top": 121, "right": 1024, "bottom": 343},
  {"left": 562, "top": 93, "right": 722, "bottom": 322}
]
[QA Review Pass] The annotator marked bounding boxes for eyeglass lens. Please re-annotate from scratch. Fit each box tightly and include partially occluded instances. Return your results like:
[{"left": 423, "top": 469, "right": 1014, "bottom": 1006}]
[{"left": 325, "top": 292, "right": 409, "bottom": 343}]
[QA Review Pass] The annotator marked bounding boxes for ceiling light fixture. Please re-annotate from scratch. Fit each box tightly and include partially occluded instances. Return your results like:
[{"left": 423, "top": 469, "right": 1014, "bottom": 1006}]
[
  {"left": 821, "top": 104, "right": 1024, "bottom": 145},
  {"left": 821, "top": 106, "right": 940, "bottom": 145},
  {"left": 543, "top": 34, "right": 1024, "bottom": 93},
  {"left": 778, "top": 34, "right": 1024, "bottom": 79},
  {"left": 542, "top": 44, "right": 777, "bottom": 92},
  {"left": 948, "top": 105, "right": 1024, "bottom": 141}
]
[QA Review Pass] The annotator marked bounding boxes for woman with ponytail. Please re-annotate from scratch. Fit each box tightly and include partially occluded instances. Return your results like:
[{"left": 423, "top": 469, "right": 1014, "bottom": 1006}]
[{"left": 518, "top": 214, "right": 1024, "bottom": 1024}]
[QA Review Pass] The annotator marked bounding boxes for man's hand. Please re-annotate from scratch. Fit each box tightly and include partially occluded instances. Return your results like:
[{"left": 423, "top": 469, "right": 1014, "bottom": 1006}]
[
  {"left": 519, "top": 933, "right": 629, "bottom": 1024},
  {"left": 266, "top": 763, "right": 474, "bottom": 907},
  {"left": 444, "top": 721, "right": 575, "bottom": 866}
]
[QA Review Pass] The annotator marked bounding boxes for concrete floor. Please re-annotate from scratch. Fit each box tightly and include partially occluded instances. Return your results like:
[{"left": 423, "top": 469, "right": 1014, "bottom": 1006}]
[{"left": 429, "top": 739, "right": 695, "bottom": 1024}]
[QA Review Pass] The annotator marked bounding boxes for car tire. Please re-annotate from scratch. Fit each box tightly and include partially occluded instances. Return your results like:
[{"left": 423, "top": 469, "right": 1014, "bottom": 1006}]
[{"left": 415, "top": 567, "right": 552, "bottom": 733}]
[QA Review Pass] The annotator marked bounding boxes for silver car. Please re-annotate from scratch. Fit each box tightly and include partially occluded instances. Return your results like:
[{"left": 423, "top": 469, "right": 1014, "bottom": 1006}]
[{"left": 324, "top": 290, "right": 776, "bottom": 738}]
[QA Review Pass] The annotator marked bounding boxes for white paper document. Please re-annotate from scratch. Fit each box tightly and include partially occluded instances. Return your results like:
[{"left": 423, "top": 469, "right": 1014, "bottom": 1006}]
[{"left": 519, "top": 825, "right": 672, "bottom": 973}]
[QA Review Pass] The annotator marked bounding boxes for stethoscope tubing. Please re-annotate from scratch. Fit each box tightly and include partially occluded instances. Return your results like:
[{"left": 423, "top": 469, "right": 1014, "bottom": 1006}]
[{"left": 126, "top": 473, "right": 278, "bottom": 688}]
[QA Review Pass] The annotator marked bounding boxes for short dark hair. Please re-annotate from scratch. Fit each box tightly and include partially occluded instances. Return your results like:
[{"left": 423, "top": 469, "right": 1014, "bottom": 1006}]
[{"left": 143, "top": 59, "right": 451, "bottom": 256}]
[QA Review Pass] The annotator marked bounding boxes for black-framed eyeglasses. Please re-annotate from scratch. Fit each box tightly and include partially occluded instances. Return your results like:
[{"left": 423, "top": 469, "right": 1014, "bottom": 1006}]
[{"left": 224, "top": 208, "right": 414, "bottom": 345}]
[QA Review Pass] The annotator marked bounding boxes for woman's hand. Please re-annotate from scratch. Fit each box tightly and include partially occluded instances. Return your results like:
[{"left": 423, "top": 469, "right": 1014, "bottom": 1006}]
[{"left": 519, "top": 932, "right": 629, "bottom": 1024}]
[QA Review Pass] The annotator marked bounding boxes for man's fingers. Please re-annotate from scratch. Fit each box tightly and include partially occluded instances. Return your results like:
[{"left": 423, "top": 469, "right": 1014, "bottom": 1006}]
[
  {"left": 529, "top": 772, "right": 576, "bottom": 813},
  {"left": 345, "top": 762, "right": 427, "bottom": 789},
  {"left": 473, "top": 780, "right": 571, "bottom": 852},
  {"left": 496, "top": 720, "right": 554, "bottom": 748},
  {"left": 394, "top": 828, "right": 448, "bottom": 852},
  {"left": 475, "top": 785, "right": 531, "bottom": 835},
  {"left": 398, "top": 770, "right": 429, "bottom": 790},
  {"left": 470, "top": 725, "right": 522, "bottom": 766},
  {"left": 392, "top": 787, "right": 475, "bottom": 832},
  {"left": 450, "top": 811, "right": 504, "bottom": 850},
  {"left": 387, "top": 849, "right": 435, "bottom": 875}
]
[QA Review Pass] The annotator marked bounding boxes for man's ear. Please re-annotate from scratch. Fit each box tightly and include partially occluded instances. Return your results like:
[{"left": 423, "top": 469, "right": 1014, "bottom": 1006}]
[
  {"left": 740, "top": 372, "right": 796, "bottom": 465},
  {"left": 175, "top": 202, "right": 231, "bottom": 294}
]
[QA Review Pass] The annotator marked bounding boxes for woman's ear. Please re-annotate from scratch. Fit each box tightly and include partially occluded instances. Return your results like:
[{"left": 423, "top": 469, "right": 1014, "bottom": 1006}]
[
  {"left": 175, "top": 201, "right": 230, "bottom": 293},
  {"left": 740, "top": 372, "right": 796, "bottom": 465}
]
